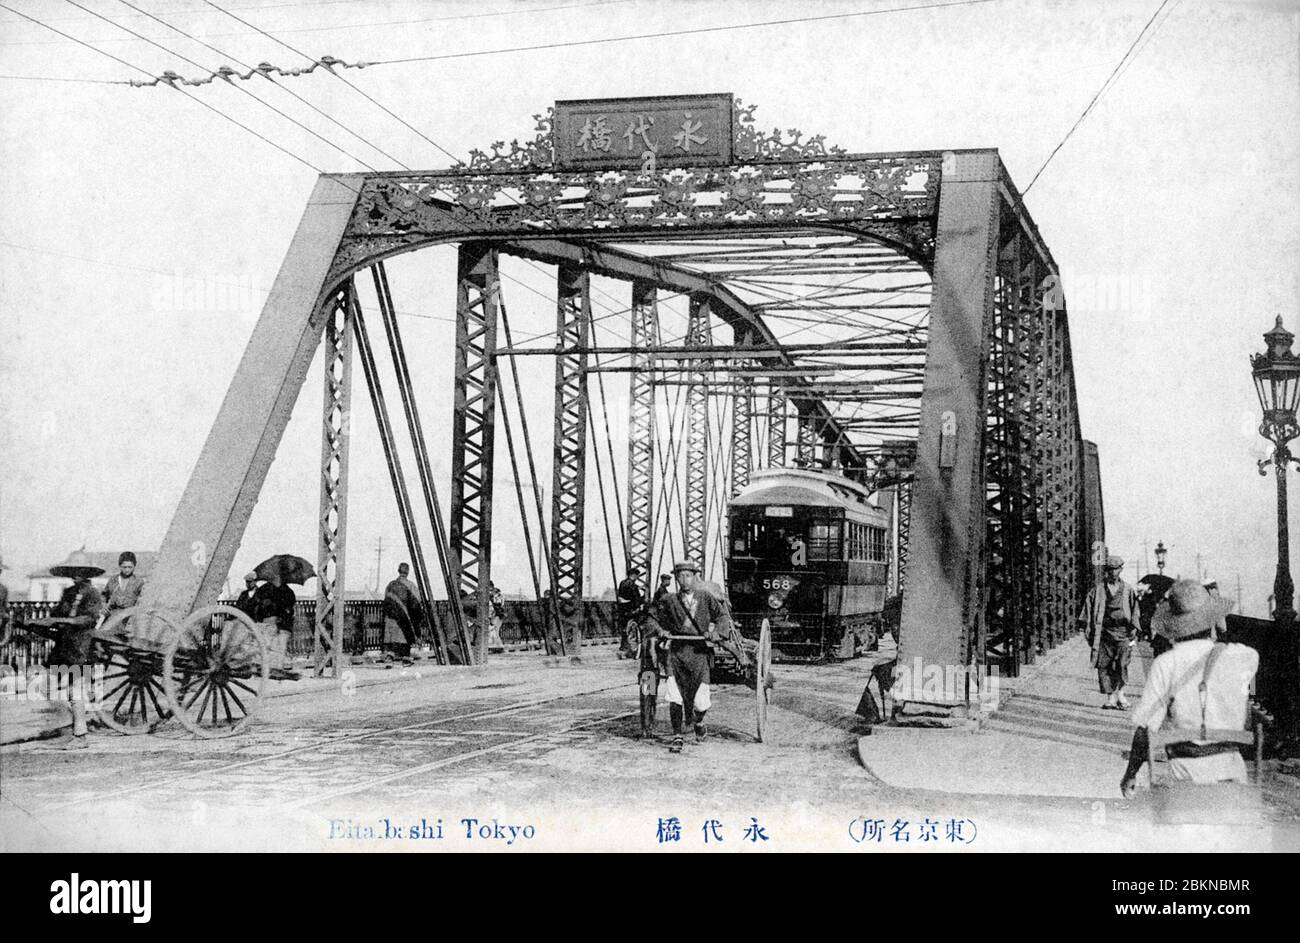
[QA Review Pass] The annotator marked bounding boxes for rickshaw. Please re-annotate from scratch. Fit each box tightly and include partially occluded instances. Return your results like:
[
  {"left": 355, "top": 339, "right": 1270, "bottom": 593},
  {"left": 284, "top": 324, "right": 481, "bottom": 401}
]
[
  {"left": 16, "top": 604, "right": 274, "bottom": 739},
  {"left": 637, "top": 616, "right": 774, "bottom": 743}
]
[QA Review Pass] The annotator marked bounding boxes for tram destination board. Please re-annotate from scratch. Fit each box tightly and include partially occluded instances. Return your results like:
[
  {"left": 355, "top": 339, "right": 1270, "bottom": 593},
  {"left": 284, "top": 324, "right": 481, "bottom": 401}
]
[{"left": 553, "top": 93, "right": 735, "bottom": 171}]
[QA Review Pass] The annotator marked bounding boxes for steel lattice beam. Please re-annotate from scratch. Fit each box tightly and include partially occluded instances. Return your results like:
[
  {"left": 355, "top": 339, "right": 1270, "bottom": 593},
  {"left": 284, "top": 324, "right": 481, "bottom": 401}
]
[
  {"left": 731, "top": 325, "right": 755, "bottom": 497},
  {"left": 313, "top": 282, "right": 353, "bottom": 678},
  {"left": 626, "top": 280, "right": 658, "bottom": 595},
  {"left": 767, "top": 383, "right": 787, "bottom": 468},
  {"left": 551, "top": 264, "right": 592, "bottom": 649},
  {"left": 450, "top": 243, "right": 500, "bottom": 665},
  {"left": 684, "top": 294, "right": 713, "bottom": 567},
  {"left": 796, "top": 415, "right": 818, "bottom": 467}
]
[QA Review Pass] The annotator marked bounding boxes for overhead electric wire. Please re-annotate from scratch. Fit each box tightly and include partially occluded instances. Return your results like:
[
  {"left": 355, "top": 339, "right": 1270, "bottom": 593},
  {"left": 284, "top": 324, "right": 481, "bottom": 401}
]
[
  {"left": 113, "top": 0, "right": 406, "bottom": 167},
  {"left": 1023, "top": 0, "right": 1172, "bottom": 194},
  {"left": 60, "top": 0, "right": 376, "bottom": 168},
  {"left": 369, "top": 0, "right": 1000, "bottom": 68},
  {"left": 9, "top": 0, "right": 998, "bottom": 85},
  {"left": 0, "top": 1, "right": 325, "bottom": 173},
  {"left": 0, "top": 0, "right": 634, "bottom": 46}
]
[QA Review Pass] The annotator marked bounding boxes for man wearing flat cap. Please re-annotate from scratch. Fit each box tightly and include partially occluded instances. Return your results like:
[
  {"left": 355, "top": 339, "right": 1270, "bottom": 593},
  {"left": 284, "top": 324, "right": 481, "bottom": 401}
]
[
  {"left": 1079, "top": 555, "right": 1141, "bottom": 710},
  {"left": 642, "top": 559, "right": 733, "bottom": 754},
  {"left": 1120, "top": 579, "right": 1257, "bottom": 795},
  {"left": 103, "top": 551, "right": 145, "bottom": 618}
]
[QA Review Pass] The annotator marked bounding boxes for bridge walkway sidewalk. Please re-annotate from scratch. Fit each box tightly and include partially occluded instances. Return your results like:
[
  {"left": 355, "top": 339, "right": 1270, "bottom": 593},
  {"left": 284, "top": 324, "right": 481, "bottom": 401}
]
[{"left": 858, "top": 634, "right": 1159, "bottom": 799}]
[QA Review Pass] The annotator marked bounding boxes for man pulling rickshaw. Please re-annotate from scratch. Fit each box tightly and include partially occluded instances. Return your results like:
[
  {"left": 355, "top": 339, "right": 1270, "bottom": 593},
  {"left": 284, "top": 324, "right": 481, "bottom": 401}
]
[{"left": 639, "top": 559, "right": 754, "bottom": 754}]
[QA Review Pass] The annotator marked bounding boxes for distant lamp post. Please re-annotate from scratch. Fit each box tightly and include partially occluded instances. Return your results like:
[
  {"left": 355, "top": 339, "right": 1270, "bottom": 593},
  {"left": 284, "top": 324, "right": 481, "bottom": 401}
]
[
  {"left": 1154, "top": 540, "right": 1167, "bottom": 574},
  {"left": 1253, "top": 316, "right": 1300, "bottom": 626}
]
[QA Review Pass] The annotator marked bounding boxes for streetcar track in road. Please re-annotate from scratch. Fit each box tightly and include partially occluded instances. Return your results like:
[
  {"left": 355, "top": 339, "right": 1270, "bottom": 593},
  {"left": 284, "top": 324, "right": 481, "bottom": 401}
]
[
  {"left": 288, "top": 710, "right": 636, "bottom": 809},
  {"left": 39, "top": 680, "right": 636, "bottom": 812}
]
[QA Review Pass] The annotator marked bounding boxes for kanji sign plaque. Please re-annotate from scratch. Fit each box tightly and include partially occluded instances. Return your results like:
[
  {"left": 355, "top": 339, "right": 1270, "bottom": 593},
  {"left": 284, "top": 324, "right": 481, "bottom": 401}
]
[{"left": 553, "top": 93, "right": 735, "bottom": 171}]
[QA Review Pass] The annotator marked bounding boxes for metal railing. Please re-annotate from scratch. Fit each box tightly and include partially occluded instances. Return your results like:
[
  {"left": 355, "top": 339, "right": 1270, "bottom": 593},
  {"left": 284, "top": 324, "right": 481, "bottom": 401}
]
[{"left": 2, "top": 598, "right": 619, "bottom": 665}]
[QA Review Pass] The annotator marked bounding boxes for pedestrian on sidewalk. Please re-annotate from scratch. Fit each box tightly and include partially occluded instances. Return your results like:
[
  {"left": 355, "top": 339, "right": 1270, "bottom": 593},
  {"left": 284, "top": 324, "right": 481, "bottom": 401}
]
[
  {"left": 234, "top": 572, "right": 260, "bottom": 621},
  {"left": 1202, "top": 579, "right": 1232, "bottom": 639},
  {"left": 253, "top": 566, "right": 298, "bottom": 675},
  {"left": 0, "top": 557, "right": 10, "bottom": 646},
  {"left": 616, "top": 565, "right": 645, "bottom": 659},
  {"left": 641, "top": 560, "right": 733, "bottom": 754},
  {"left": 1119, "top": 579, "right": 1256, "bottom": 796},
  {"left": 1079, "top": 555, "right": 1140, "bottom": 710},
  {"left": 382, "top": 563, "right": 421, "bottom": 666}
]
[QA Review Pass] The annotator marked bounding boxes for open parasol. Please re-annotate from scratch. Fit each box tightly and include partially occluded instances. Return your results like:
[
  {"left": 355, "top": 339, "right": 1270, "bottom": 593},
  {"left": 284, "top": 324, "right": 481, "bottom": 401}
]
[{"left": 252, "top": 554, "right": 316, "bottom": 585}]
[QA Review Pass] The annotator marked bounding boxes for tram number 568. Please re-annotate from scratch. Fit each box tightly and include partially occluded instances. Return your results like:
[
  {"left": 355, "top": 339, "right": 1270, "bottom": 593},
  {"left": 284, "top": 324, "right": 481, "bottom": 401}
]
[{"left": 761, "top": 577, "right": 794, "bottom": 591}]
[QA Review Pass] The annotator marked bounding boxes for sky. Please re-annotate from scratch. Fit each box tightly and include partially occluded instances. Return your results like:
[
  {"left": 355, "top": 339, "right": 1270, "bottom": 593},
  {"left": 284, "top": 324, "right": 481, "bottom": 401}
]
[{"left": 1, "top": 0, "right": 1297, "bottom": 613}]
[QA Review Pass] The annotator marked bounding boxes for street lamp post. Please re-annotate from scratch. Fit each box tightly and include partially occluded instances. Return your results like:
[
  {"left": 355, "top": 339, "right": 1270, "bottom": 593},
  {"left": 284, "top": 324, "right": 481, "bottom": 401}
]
[
  {"left": 1252, "top": 316, "right": 1300, "bottom": 626},
  {"left": 1252, "top": 316, "right": 1300, "bottom": 754},
  {"left": 1154, "top": 540, "right": 1167, "bottom": 575}
]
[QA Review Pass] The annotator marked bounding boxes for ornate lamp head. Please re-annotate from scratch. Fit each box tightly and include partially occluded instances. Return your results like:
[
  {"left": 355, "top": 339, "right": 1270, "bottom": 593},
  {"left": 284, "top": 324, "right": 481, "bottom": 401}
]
[{"left": 1252, "top": 316, "right": 1300, "bottom": 444}]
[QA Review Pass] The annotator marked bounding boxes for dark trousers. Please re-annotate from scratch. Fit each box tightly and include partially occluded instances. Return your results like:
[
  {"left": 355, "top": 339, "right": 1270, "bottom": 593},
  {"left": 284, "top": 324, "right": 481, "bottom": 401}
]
[
  {"left": 669, "top": 644, "right": 710, "bottom": 734},
  {"left": 1096, "top": 633, "right": 1132, "bottom": 694}
]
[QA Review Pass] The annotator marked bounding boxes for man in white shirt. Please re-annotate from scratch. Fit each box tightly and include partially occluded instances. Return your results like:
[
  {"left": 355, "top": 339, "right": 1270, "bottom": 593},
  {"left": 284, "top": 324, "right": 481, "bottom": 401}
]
[{"left": 1120, "top": 579, "right": 1258, "bottom": 797}]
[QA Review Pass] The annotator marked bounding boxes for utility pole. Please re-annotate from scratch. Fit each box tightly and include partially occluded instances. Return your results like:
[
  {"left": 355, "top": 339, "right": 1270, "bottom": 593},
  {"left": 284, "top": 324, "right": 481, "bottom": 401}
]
[
  {"left": 374, "top": 536, "right": 384, "bottom": 591},
  {"left": 1237, "top": 574, "right": 1244, "bottom": 617}
]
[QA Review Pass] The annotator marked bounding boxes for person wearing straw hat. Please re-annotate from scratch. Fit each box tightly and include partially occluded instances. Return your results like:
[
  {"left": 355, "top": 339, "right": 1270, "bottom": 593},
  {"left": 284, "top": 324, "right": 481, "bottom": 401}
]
[
  {"left": 1079, "top": 555, "right": 1141, "bottom": 710},
  {"left": 1119, "top": 579, "right": 1257, "bottom": 795},
  {"left": 641, "top": 559, "right": 733, "bottom": 754},
  {"left": 44, "top": 550, "right": 105, "bottom": 749}
]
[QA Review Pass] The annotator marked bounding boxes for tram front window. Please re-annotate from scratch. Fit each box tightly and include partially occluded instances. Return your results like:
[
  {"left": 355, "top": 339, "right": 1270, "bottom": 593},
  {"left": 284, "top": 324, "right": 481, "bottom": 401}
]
[{"left": 732, "top": 520, "right": 806, "bottom": 565}]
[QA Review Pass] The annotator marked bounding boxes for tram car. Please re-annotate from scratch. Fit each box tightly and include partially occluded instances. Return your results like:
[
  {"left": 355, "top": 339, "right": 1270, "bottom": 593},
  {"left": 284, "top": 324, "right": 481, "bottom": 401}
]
[{"left": 725, "top": 468, "right": 890, "bottom": 661}]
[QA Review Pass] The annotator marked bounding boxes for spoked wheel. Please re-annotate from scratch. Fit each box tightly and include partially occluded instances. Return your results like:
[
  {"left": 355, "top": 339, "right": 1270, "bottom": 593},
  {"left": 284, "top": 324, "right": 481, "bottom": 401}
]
[
  {"left": 94, "top": 607, "right": 176, "bottom": 735},
  {"left": 755, "top": 619, "right": 773, "bottom": 743},
  {"left": 164, "top": 605, "right": 270, "bottom": 739}
]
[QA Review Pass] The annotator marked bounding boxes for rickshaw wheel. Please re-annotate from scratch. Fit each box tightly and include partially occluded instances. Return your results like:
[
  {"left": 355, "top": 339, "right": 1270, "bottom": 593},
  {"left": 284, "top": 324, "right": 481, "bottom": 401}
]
[
  {"left": 755, "top": 619, "right": 772, "bottom": 743},
  {"left": 164, "top": 605, "right": 270, "bottom": 739},
  {"left": 94, "top": 607, "right": 176, "bottom": 735}
]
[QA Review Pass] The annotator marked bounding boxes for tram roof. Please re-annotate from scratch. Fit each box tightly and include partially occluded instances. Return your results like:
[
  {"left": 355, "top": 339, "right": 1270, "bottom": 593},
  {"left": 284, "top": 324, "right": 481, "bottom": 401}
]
[{"left": 731, "top": 468, "right": 878, "bottom": 512}]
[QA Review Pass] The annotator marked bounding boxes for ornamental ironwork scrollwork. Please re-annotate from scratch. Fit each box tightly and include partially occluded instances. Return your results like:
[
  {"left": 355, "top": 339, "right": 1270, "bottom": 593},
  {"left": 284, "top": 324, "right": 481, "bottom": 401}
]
[
  {"left": 455, "top": 109, "right": 555, "bottom": 172},
  {"left": 733, "top": 99, "right": 848, "bottom": 162}
]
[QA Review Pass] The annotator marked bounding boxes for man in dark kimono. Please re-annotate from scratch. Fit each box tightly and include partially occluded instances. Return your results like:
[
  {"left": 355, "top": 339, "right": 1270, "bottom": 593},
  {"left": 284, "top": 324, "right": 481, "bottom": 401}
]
[
  {"left": 382, "top": 563, "right": 422, "bottom": 665},
  {"left": 103, "top": 551, "right": 145, "bottom": 618},
  {"left": 615, "top": 565, "right": 645, "bottom": 659},
  {"left": 44, "top": 551, "right": 105, "bottom": 749},
  {"left": 234, "top": 572, "right": 260, "bottom": 621},
  {"left": 253, "top": 568, "right": 298, "bottom": 673},
  {"left": 1079, "top": 555, "right": 1141, "bottom": 710},
  {"left": 642, "top": 560, "right": 734, "bottom": 754}
]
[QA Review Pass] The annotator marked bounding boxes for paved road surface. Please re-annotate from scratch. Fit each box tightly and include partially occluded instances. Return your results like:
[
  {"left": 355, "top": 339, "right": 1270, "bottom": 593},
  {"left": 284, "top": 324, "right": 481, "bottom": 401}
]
[{"left": 2, "top": 646, "right": 1297, "bottom": 852}]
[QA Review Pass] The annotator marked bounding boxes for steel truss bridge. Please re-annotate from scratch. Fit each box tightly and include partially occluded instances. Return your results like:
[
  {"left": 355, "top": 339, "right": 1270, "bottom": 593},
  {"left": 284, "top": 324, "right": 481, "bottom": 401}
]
[{"left": 136, "top": 98, "right": 1105, "bottom": 715}]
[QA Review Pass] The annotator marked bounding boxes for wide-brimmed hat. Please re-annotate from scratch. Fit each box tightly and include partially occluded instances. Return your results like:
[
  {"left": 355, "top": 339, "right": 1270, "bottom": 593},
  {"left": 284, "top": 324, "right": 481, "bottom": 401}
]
[
  {"left": 672, "top": 559, "right": 701, "bottom": 574},
  {"left": 1105, "top": 555, "right": 1125, "bottom": 569},
  {"left": 1152, "top": 579, "right": 1230, "bottom": 640},
  {"left": 49, "top": 549, "right": 105, "bottom": 579}
]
